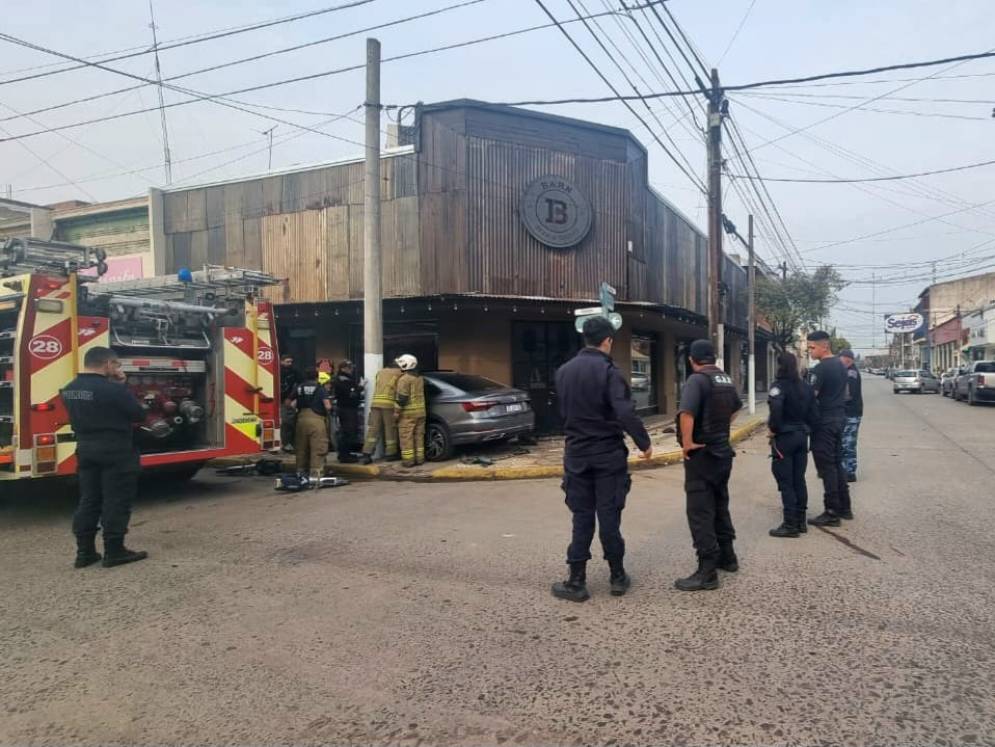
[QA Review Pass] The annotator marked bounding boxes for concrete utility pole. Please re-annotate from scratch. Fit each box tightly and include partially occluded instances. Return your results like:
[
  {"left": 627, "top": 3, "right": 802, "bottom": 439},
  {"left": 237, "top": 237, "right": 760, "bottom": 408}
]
[
  {"left": 707, "top": 68, "right": 724, "bottom": 368},
  {"left": 747, "top": 214, "right": 756, "bottom": 415},
  {"left": 871, "top": 272, "right": 876, "bottom": 351},
  {"left": 363, "top": 38, "right": 383, "bottom": 421}
]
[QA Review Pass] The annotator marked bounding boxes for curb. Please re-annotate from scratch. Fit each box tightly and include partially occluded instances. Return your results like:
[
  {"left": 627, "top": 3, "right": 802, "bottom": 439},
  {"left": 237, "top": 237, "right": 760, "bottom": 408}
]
[{"left": 211, "top": 416, "right": 766, "bottom": 483}]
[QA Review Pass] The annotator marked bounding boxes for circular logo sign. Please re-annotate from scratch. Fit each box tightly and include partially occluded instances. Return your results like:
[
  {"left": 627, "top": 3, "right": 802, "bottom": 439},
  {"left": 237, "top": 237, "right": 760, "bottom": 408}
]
[
  {"left": 520, "top": 175, "right": 593, "bottom": 248},
  {"left": 29, "top": 335, "right": 63, "bottom": 360}
]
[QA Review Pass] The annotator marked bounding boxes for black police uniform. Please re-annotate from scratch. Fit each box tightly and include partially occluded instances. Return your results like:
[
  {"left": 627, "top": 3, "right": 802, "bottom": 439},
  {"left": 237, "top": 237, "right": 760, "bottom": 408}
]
[
  {"left": 808, "top": 356, "right": 853, "bottom": 524},
  {"left": 677, "top": 364, "right": 743, "bottom": 574},
  {"left": 767, "top": 376, "right": 818, "bottom": 534},
  {"left": 279, "top": 364, "right": 302, "bottom": 449},
  {"left": 333, "top": 370, "right": 364, "bottom": 462},
  {"left": 61, "top": 373, "right": 146, "bottom": 564},
  {"left": 555, "top": 348, "right": 651, "bottom": 580}
]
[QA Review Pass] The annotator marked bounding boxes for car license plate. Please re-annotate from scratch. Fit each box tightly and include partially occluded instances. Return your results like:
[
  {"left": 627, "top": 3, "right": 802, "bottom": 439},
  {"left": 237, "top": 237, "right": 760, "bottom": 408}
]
[{"left": 506, "top": 403, "right": 524, "bottom": 413}]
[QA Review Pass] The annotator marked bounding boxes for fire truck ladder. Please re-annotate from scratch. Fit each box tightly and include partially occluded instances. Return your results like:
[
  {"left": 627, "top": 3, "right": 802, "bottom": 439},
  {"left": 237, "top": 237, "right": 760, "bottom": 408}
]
[
  {"left": 0, "top": 283, "right": 22, "bottom": 457},
  {"left": 1, "top": 237, "right": 104, "bottom": 277}
]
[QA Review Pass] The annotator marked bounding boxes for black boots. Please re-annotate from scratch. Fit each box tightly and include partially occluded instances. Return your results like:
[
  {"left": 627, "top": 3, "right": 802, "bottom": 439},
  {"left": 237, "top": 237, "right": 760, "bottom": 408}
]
[
  {"left": 551, "top": 562, "right": 590, "bottom": 602},
  {"left": 73, "top": 533, "right": 101, "bottom": 569},
  {"left": 608, "top": 559, "right": 631, "bottom": 597},
  {"left": 102, "top": 537, "right": 148, "bottom": 568},
  {"left": 769, "top": 521, "right": 800, "bottom": 538},
  {"left": 808, "top": 511, "right": 841, "bottom": 527},
  {"left": 675, "top": 556, "right": 719, "bottom": 591},
  {"left": 718, "top": 543, "right": 739, "bottom": 572}
]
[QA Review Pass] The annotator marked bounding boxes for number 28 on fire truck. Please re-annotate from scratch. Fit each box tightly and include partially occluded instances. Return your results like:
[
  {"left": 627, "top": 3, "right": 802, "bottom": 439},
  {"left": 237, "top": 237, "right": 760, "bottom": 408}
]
[{"left": 0, "top": 237, "right": 282, "bottom": 481}]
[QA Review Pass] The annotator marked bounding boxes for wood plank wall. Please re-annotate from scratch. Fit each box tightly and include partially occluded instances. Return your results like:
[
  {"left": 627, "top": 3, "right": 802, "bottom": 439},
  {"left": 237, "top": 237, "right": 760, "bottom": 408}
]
[{"left": 160, "top": 155, "right": 419, "bottom": 301}]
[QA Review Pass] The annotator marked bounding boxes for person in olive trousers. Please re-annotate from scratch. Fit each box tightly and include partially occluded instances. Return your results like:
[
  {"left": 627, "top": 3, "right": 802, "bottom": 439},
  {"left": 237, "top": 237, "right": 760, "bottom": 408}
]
[{"left": 394, "top": 354, "right": 426, "bottom": 468}]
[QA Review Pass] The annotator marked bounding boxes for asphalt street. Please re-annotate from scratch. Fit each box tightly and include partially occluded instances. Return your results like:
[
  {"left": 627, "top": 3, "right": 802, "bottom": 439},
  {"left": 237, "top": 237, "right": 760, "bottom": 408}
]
[{"left": 2, "top": 376, "right": 994, "bottom": 747}]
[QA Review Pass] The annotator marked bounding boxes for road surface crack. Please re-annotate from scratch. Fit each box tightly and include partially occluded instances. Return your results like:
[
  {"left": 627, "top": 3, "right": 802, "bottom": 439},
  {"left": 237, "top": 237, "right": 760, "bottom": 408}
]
[{"left": 816, "top": 527, "right": 882, "bottom": 560}]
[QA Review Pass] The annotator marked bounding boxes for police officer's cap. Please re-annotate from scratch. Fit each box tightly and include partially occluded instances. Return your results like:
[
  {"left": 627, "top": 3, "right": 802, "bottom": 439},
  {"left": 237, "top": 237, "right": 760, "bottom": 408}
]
[
  {"left": 838, "top": 348, "right": 855, "bottom": 359},
  {"left": 582, "top": 316, "right": 616, "bottom": 345},
  {"left": 689, "top": 339, "right": 716, "bottom": 363},
  {"left": 806, "top": 330, "right": 830, "bottom": 342}
]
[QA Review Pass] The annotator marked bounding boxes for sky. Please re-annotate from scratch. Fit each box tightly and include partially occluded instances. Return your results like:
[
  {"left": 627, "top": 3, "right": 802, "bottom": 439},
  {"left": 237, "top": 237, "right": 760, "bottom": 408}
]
[{"left": 3, "top": 0, "right": 994, "bottom": 354}]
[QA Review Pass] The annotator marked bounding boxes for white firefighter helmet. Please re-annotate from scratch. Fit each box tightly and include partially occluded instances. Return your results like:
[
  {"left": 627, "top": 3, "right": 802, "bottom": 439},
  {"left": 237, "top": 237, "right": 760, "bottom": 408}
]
[{"left": 395, "top": 354, "right": 418, "bottom": 371}]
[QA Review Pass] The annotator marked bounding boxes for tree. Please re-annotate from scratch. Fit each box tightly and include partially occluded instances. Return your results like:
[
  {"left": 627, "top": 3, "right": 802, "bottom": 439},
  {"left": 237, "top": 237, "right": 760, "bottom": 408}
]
[
  {"left": 755, "top": 265, "right": 846, "bottom": 348},
  {"left": 829, "top": 329, "right": 852, "bottom": 354}
]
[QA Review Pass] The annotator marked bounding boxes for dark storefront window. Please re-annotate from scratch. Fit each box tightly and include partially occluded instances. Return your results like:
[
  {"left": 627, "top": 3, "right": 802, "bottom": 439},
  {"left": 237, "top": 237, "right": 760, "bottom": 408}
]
[
  {"left": 631, "top": 332, "right": 658, "bottom": 414},
  {"left": 512, "top": 321, "right": 580, "bottom": 434},
  {"left": 348, "top": 322, "right": 440, "bottom": 377}
]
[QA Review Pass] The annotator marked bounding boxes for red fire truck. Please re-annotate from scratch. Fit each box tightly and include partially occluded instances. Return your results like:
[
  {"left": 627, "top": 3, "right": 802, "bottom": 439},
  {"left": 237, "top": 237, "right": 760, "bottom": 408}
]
[{"left": 0, "top": 237, "right": 281, "bottom": 482}]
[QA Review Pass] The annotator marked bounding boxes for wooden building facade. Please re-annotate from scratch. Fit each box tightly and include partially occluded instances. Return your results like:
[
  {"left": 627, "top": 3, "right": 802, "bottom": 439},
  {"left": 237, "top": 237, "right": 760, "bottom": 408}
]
[{"left": 152, "top": 100, "right": 759, "bottom": 429}]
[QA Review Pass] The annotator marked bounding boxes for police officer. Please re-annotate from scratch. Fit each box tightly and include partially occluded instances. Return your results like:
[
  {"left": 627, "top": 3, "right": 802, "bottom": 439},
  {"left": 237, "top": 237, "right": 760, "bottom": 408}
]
[
  {"left": 60, "top": 346, "right": 148, "bottom": 568},
  {"left": 767, "top": 352, "right": 818, "bottom": 538},
  {"left": 292, "top": 366, "right": 332, "bottom": 482},
  {"left": 551, "top": 317, "right": 652, "bottom": 603},
  {"left": 805, "top": 330, "right": 853, "bottom": 526},
  {"left": 675, "top": 339, "right": 742, "bottom": 591},
  {"left": 333, "top": 360, "right": 364, "bottom": 464},
  {"left": 359, "top": 362, "right": 403, "bottom": 464},
  {"left": 838, "top": 348, "right": 863, "bottom": 482},
  {"left": 394, "top": 354, "right": 426, "bottom": 468},
  {"left": 279, "top": 354, "right": 301, "bottom": 452}
]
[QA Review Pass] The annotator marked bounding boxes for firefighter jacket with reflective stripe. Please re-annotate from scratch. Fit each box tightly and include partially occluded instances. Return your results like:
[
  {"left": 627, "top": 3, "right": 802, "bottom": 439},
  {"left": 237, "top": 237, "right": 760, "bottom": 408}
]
[
  {"left": 371, "top": 367, "right": 403, "bottom": 410},
  {"left": 395, "top": 372, "right": 426, "bottom": 418}
]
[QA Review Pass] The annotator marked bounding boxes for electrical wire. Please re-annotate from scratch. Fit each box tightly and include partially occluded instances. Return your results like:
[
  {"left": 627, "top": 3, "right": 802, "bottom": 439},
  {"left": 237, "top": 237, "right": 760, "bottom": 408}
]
[
  {"left": 717, "top": 0, "right": 757, "bottom": 66},
  {"left": 529, "top": 0, "right": 707, "bottom": 193},
  {"left": 739, "top": 91, "right": 991, "bottom": 122},
  {"left": 0, "top": 0, "right": 384, "bottom": 88},
  {"left": 0, "top": 0, "right": 488, "bottom": 126},
  {"left": 727, "top": 156, "right": 995, "bottom": 184}
]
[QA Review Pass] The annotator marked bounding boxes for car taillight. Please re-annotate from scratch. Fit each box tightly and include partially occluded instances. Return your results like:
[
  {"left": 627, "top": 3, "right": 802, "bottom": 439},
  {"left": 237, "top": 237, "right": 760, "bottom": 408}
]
[{"left": 461, "top": 401, "right": 495, "bottom": 413}]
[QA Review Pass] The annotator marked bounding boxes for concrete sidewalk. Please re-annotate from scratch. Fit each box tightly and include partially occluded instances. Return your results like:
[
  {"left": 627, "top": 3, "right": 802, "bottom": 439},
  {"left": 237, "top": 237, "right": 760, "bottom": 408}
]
[{"left": 218, "top": 404, "right": 768, "bottom": 482}]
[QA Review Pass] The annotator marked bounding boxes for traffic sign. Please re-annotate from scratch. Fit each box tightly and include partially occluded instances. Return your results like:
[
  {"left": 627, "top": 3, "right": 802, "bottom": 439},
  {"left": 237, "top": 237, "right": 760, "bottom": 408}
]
[
  {"left": 574, "top": 312, "right": 623, "bottom": 334},
  {"left": 573, "top": 306, "right": 604, "bottom": 316},
  {"left": 599, "top": 281, "right": 617, "bottom": 312}
]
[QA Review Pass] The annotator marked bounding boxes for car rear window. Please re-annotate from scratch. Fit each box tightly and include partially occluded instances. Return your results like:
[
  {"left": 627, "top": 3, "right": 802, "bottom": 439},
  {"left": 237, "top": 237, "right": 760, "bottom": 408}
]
[
  {"left": 975, "top": 362, "right": 995, "bottom": 373},
  {"left": 429, "top": 373, "right": 505, "bottom": 391},
  {"left": 896, "top": 370, "right": 917, "bottom": 377}
]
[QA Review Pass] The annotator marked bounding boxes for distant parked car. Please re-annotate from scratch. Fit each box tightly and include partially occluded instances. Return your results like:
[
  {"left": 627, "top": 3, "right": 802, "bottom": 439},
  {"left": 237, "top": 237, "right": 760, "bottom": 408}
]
[
  {"left": 953, "top": 361, "right": 995, "bottom": 405},
  {"left": 423, "top": 372, "right": 535, "bottom": 461},
  {"left": 893, "top": 369, "right": 939, "bottom": 394},
  {"left": 940, "top": 367, "right": 961, "bottom": 397}
]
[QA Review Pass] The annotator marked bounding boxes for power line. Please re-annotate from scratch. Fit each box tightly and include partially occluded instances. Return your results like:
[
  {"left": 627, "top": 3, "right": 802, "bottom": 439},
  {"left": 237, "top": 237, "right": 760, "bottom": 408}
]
[
  {"left": 529, "top": 0, "right": 707, "bottom": 193},
  {"left": 728, "top": 156, "right": 995, "bottom": 184},
  {"left": 717, "top": 0, "right": 757, "bottom": 66},
  {"left": 0, "top": 0, "right": 383, "bottom": 88},
  {"left": 0, "top": 0, "right": 488, "bottom": 126},
  {"left": 739, "top": 91, "right": 991, "bottom": 122},
  {"left": 0, "top": 5, "right": 665, "bottom": 145},
  {"left": 431, "top": 48, "right": 995, "bottom": 108},
  {"left": 565, "top": 0, "right": 704, "bottom": 188}
]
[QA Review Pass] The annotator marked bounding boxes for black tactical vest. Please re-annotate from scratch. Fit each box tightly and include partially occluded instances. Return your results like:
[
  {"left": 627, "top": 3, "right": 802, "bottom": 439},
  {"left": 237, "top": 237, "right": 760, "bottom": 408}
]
[{"left": 691, "top": 369, "right": 740, "bottom": 446}]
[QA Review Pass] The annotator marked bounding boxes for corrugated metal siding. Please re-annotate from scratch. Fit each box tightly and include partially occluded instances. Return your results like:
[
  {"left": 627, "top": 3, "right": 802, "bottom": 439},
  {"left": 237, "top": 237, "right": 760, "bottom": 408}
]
[
  {"left": 261, "top": 211, "right": 327, "bottom": 303},
  {"left": 57, "top": 207, "right": 149, "bottom": 257}
]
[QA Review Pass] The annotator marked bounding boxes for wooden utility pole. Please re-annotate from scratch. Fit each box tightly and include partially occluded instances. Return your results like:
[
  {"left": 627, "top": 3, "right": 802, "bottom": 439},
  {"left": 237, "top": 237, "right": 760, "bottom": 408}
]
[
  {"left": 707, "top": 68, "right": 724, "bottom": 367},
  {"left": 747, "top": 214, "right": 756, "bottom": 415},
  {"left": 363, "top": 38, "right": 383, "bottom": 419}
]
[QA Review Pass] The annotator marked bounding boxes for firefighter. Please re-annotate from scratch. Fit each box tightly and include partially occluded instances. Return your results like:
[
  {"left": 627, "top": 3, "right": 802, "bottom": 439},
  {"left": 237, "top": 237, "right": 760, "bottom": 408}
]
[
  {"left": 318, "top": 370, "right": 335, "bottom": 452},
  {"left": 279, "top": 354, "right": 301, "bottom": 453},
  {"left": 394, "top": 354, "right": 426, "bottom": 468},
  {"left": 359, "top": 362, "right": 403, "bottom": 464},
  {"left": 292, "top": 367, "right": 332, "bottom": 481},
  {"left": 60, "top": 346, "right": 148, "bottom": 569},
  {"left": 334, "top": 360, "right": 364, "bottom": 464}
]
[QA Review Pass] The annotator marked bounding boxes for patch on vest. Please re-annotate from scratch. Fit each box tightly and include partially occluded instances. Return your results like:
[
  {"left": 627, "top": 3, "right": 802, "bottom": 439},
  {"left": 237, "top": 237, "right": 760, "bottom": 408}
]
[
  {"left": 713, "top": 374, "right": 733, "bottom": 385},
  {"left": 769, "top": 385, "right": 781, "bottom": 397}
]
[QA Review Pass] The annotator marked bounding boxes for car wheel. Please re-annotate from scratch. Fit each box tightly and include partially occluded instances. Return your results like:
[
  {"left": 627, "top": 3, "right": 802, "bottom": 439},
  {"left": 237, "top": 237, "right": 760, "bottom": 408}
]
[{"left": 425, "top": 420, "right": 454, "bottom": 462}]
